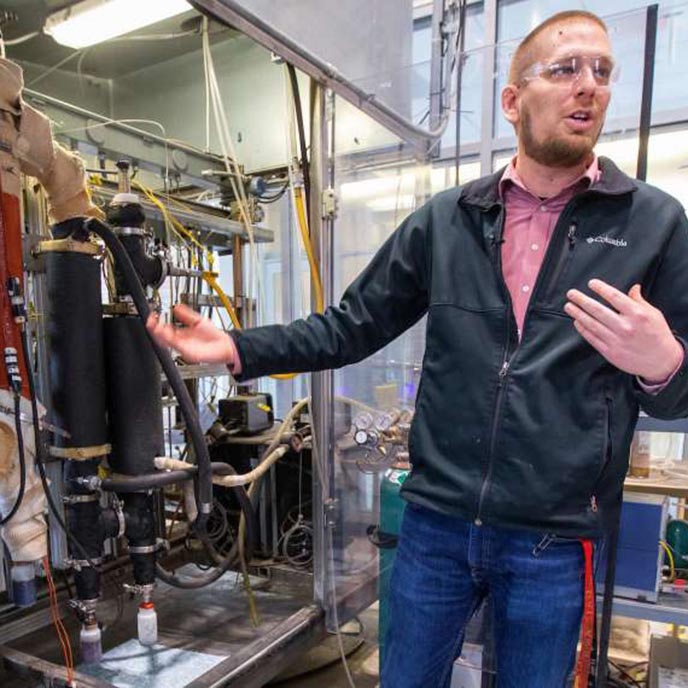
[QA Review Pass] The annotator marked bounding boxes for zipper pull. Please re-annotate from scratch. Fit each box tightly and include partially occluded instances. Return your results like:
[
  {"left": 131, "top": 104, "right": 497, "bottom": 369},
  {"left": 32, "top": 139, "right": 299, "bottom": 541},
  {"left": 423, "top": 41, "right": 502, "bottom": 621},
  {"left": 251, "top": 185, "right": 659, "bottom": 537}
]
[
  {"left": 590, "top": 495, "right": 598, "bottom": 513},
  {"left": 568, "top": 223, "right": 577, "bottom": 246},
  {"left": 498, "top": 360, "right": 510, "bottom": 382}
]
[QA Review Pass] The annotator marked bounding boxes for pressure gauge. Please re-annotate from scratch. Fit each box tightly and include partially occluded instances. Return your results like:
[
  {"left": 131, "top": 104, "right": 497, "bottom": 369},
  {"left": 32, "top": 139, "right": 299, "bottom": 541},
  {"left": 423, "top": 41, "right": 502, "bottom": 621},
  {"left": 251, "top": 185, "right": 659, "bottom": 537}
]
[
  {"left": 354, "top": 429, "right": 369, "bottom": 445},
  {"left": 353, "top": 412, "right": 373, "bottom": 431},
  {"left": 375, "top": 411, "right": 396, "bottom": 432}
]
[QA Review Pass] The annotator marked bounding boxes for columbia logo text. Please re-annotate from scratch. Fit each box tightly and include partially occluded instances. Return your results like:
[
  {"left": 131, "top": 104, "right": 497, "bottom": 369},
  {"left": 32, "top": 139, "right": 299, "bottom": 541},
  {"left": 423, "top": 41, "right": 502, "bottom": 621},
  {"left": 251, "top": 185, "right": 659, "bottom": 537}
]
[{"left": 586, "top": 235, "right": 628, "bottom": 248}]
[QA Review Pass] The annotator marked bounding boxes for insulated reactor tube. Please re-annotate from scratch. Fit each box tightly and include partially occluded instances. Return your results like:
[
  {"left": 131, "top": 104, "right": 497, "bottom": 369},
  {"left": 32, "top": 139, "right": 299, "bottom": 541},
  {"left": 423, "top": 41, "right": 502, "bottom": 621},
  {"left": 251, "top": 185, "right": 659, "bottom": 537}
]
[
  {"left": 44, "top": 235, "right": 108, "bottom": 661},
  {"left": 104, "top": 315, "right": 164, "bottom": 645}
]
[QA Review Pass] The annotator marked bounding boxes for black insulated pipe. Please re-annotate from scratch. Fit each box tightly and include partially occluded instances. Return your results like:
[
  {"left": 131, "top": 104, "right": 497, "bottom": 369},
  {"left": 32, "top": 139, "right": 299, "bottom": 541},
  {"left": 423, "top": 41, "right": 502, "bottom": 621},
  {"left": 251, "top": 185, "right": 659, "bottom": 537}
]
[
  {"left": 82, "top": 217, "right": 214, "bottom": 522},
  {"left": 104, "top": 316, "right": 164, "bottom": 476},
  {"left": 45, "top": 239, "right": 107, "bottom": 600},
  {"left": 104, "top": 315, "right": 164, "bottom": 587}
]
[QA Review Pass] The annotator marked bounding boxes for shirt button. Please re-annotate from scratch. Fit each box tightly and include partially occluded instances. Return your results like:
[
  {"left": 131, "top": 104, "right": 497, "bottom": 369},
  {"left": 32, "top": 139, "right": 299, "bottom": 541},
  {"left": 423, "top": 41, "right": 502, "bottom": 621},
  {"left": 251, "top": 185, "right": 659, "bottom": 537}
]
[
  {"left": 521, "top": 285, "right": 530, "bottom": 293},
  {"left": 531, "top": 243, "right": 539, "bottom": 251},
  {"left": 474, "top": 518, "right": 483, "bottom": 526},
  {"left": 540, "top": 206, "right": 547, "bottom": 212}
]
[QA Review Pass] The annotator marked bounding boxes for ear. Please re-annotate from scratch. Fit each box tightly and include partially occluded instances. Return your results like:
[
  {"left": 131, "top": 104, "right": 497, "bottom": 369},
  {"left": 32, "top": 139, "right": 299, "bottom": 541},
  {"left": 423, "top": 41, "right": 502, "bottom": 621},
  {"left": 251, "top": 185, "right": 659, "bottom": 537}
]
[{"left": 501, "top": 84, "right": 520, "bottom": 128}]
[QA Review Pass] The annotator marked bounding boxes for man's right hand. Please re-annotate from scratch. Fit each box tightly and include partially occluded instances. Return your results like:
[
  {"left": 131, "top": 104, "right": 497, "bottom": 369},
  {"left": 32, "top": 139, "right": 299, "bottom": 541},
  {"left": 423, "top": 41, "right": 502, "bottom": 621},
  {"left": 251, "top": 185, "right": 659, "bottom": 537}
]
[{"left": 146, "top": 304, "right": 238, "bottom": 366}]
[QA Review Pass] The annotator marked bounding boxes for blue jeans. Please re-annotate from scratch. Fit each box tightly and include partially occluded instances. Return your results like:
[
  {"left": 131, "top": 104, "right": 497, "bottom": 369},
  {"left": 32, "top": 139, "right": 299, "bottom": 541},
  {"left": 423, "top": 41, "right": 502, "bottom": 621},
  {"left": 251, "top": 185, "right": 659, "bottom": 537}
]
[{"left": 381, "top": 503, "right": 589, "bottom": 688}]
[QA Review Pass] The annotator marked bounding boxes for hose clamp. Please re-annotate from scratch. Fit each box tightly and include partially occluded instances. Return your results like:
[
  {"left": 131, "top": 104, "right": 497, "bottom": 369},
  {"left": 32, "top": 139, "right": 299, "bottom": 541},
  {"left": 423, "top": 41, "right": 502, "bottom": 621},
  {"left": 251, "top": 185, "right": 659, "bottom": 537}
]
[
  {"left": 35, "top": 238, "right": 104, "bottom": 257},
  {"left": 112, "top": 226, "right": 147, "bottom": 237},
  {"left": 122, "top": 582, "right": 156, "bottom": 602},
  {"left": 64, "top": 556, "right": 103, "bottom": 571},
  {"left": 49, "top": 444, "right": 111, "bottom": 461},
  {"left": 127, "top": 538, "right": 168, "bottom": 555},
  {"left": 112, "top": 496, "right": 126, "bottom": 538},
  {"left": 62, "top": 493, "right": 100, "bottom": 505}
]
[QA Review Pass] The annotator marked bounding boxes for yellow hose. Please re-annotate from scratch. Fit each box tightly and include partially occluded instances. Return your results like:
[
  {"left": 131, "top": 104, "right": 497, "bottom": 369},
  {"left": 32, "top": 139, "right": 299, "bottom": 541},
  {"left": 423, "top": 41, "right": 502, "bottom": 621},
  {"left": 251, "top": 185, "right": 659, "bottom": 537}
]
[
  {"left": 661, "top": 540, "right": 676, "bottom": 581},
  {"left": 123, "top": 181, "right": 323, "bottom": 382},
  {"left": 203, "top": 272, "right": 297, "bottom": 380},
  {"left": 294, "top": 186, "right": 324, "bottom": 314}
]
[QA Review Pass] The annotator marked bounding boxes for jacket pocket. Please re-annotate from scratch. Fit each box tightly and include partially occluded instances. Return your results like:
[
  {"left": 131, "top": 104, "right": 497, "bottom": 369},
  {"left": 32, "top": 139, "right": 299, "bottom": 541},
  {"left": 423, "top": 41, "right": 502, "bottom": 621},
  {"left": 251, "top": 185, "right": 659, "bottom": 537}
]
[{"left": 589, "top": 395, "right": 613, "bottom": 512}]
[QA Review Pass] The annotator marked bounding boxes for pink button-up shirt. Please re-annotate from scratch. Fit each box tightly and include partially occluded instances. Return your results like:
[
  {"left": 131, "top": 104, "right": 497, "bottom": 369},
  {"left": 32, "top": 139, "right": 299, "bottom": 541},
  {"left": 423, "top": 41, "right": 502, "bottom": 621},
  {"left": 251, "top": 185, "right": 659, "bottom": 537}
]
[{"left": 500, "top": 156, "right": 600, "bottom": 338}]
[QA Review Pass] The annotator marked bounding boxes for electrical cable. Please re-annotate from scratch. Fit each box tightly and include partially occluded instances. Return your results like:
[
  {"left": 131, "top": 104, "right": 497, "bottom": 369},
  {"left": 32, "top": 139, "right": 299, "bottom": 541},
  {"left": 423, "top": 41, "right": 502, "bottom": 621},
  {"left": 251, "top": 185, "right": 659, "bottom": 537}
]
[
  {"left": 286, "top": 64, "right": 311, "bottom": 218},
  {"left": 0, "top": 393, "right": 27, "bottom": 525},
  {"left": 256, "top": 179, "right": 290, "bottom": 203},
  {"left": 43, "top": 555, "right": 75, "bottom": 687},
  {"left": 4, "top": 30, "right": 39, "bottom": 46},
  {"left": 21, "top": 329, "right": 100, "bottom": 570}
]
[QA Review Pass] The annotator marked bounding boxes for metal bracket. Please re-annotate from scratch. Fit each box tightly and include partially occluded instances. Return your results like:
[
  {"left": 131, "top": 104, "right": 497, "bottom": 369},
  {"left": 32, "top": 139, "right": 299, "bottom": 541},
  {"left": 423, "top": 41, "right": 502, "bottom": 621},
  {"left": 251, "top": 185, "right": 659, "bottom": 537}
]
[
  {"left": 111, "top": 495, "right": 126, "bottom": 539},
  {"left": 321, "top": 188, "right": 338, "bottom": 220},
  {"left": 323, "top": 498, "right": 339, "bottom": 528}
]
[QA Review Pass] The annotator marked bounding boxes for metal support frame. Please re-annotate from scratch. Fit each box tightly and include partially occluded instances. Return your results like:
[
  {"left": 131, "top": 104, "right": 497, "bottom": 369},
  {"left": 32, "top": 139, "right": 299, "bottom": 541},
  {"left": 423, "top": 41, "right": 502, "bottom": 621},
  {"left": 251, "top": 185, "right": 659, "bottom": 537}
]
[
  {"left": 309, "top": 81, "right": 333, "bottom": 611},
  {"left": 23, "top": 89, "right": 225, "bottom": 186}
]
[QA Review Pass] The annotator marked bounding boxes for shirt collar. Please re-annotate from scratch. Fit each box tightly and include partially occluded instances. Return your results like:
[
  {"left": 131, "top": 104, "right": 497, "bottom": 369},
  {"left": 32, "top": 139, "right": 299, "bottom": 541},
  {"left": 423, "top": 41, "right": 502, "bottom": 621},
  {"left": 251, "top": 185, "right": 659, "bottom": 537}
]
[{"left": 498, "top": 155, "right": 600, "bottom": 200}]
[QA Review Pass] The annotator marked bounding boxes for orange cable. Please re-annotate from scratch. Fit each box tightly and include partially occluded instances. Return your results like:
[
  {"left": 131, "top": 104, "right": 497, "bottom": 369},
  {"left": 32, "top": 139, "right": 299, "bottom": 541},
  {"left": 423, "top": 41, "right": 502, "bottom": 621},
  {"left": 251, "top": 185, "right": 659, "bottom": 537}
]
[
  {"left": 47, "top": 562, "right": 74, "bottom": 680},
  {"left": 43, "top": 556, "right": 75, "bottom": 685}
]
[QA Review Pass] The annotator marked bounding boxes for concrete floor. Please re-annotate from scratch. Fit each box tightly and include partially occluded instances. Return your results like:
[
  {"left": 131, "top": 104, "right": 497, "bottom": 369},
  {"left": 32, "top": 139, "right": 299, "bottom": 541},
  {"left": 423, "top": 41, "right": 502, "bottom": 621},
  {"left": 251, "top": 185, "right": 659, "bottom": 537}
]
[{"left": 270, "top": 602, "right": 381, "bottom": 688}]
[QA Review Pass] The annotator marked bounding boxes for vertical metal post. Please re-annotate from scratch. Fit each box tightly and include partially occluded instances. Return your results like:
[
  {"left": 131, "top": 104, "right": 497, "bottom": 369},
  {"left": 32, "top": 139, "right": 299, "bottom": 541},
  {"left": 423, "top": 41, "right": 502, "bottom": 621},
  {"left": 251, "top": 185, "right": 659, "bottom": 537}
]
[
  {"left": 309, "top": 81, "right": 334, "bottom": 609},
  {"left": 636, "top": 4, "right": 659, "bottom": 182},
  {"left": 479, "top": 0, "right": 498, "bottom": 176},
  {"left": 232, "top": 234, "right": 244, "bottom": 327},
  {"left": 428, "top": 0, "right": 446, "bottom": 131}
]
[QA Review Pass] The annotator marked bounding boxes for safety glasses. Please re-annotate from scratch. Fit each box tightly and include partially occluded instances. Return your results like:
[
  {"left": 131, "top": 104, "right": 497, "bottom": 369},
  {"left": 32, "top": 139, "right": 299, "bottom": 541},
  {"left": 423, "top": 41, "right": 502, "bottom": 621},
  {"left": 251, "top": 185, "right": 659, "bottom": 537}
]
[{"left": 520, "top": 55, "right": 619, "bottom": 87}]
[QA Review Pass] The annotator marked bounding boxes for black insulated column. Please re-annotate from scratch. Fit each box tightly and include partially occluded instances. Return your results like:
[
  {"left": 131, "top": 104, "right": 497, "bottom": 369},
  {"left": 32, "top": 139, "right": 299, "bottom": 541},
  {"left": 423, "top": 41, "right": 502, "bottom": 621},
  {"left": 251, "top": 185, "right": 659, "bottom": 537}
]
[
  {"left": 104, "top": 315, "right": 163, "bottom": 586},
  {"left": 44, "top": 239, "right": 107, "bottom": 604}
]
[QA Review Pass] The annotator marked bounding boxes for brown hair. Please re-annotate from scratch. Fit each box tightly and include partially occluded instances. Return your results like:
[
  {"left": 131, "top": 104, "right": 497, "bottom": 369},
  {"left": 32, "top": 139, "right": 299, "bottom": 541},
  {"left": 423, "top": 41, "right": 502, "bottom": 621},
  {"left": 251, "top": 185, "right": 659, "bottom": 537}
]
[{"left": 508, "top": 11, "right": 608, "bottom": 83}]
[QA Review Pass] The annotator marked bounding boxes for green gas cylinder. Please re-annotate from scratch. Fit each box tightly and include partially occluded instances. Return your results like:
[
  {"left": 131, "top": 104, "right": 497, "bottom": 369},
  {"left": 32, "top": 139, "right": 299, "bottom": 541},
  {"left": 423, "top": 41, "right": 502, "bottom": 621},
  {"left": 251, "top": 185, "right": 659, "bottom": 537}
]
[
  {"left": 378, "top": 463, "right": 410, "bottom": 669},
  {"left": 666, "top": 519, "right": 688, "bottom": 571}
]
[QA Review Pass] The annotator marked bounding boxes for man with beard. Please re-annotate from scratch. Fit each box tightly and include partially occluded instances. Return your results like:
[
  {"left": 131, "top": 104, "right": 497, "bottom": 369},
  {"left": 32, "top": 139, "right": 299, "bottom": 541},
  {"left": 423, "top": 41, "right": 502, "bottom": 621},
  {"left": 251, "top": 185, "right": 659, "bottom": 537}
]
[{"left": 148, "top": 10, "right": 688, "bottom": 687}]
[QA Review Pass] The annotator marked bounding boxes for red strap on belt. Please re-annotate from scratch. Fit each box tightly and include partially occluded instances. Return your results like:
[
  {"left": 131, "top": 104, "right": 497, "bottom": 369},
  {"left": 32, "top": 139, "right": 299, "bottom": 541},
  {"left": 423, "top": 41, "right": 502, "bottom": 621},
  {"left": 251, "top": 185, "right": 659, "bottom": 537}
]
[{"left": 575, "top": 538, "right": 595, "bottom": 688}]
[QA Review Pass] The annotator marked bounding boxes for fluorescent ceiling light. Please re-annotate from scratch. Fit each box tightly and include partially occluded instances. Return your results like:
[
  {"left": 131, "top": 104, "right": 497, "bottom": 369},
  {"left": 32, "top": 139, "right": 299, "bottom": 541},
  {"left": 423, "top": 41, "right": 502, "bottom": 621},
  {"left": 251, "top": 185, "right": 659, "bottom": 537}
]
[{"left": 45, "top": 0, "right": 192, "bottom": 49}]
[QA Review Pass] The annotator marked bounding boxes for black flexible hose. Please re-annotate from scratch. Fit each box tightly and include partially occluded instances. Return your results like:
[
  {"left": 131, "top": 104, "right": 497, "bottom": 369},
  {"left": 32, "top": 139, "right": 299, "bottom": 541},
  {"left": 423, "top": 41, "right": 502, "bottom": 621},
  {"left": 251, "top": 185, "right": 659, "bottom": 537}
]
[
  {"left": 20, "top": 329, "right": 101, "bottom": 570},
  {"left": 286, "top": 63, "right": 311, "bottom": 218},
  {"left": 100, "top": 462, "right": 235, "bottom": 492},
  {"left": 155, "top": 464, "right": 258, "bottom": 589},
  {"left": 84, "top": 218, "right": 213, "bottom": 527},
  {"left": 0, "top": 394, "right": 27, "bottom": 526}
]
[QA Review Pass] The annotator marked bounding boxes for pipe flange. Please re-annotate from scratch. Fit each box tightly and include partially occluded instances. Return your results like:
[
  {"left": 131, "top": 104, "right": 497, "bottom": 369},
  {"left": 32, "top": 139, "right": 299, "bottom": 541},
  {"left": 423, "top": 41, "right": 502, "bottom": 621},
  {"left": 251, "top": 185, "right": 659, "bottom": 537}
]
[{"left": 62, "top": 493, "right": 100, "bottom": 505}]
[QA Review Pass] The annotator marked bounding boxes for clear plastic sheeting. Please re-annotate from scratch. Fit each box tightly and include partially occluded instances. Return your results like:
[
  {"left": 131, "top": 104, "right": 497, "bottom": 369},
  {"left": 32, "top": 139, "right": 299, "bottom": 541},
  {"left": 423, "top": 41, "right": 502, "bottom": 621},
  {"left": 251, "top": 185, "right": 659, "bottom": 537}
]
[{"left": 191, "top": 0, "right": 453, "bottom": 151}]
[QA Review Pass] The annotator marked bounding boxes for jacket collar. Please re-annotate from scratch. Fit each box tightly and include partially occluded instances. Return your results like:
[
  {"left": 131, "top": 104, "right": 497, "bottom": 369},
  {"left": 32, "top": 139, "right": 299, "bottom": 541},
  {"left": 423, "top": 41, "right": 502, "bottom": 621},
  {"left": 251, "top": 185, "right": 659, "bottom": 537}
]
[{"left": 458, "top": 155, "right": 637, "bottom": 211}]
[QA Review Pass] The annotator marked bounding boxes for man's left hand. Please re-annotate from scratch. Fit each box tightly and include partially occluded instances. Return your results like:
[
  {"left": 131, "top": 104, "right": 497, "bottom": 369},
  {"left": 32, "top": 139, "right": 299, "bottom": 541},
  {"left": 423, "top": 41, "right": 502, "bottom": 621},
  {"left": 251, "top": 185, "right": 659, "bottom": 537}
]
[{"left": 564, "top": 279, "right": 684, "bottom": 383}]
